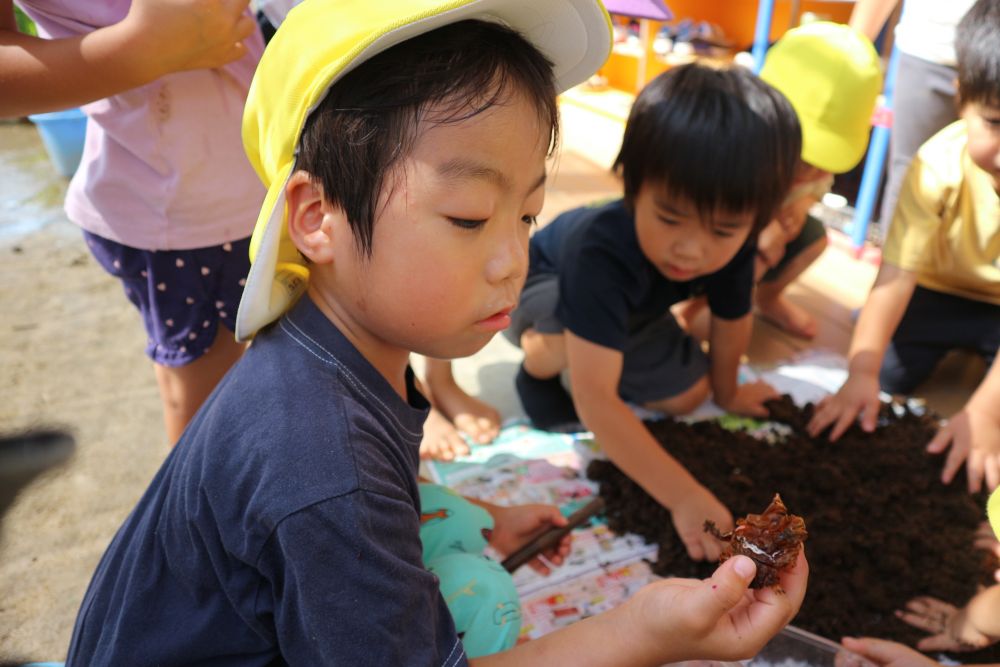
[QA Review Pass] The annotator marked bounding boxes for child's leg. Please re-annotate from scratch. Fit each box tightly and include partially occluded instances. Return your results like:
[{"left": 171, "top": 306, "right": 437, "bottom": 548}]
[
  {"left": 423, "top": 357, "right": 500, "bottom": 445},
  {"left": 755, "top": 218, "right": 828, "bottom": 339},
  {"left": 517, "top": 329, "right": 578, "bottom": 429},
  {"left": 427, "top": 553, "right": 521, "bottom": 658},
  {"left": 154, "top": 332, "right": 246, "bottom": 443},
  {"left": 620, "top": 314, "right": 711, "bottom": 416},
  {"left": 82, "top": 231, "right": 251, "bottom": 445},
  {"left": 879, "top": 286, "right": 999, "bottom": 394}
]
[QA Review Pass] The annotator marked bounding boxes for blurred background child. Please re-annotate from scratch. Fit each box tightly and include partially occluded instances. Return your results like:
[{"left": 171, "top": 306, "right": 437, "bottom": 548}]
[{"left": 808, "top": 0, "right": 1000, "bottom": 495}]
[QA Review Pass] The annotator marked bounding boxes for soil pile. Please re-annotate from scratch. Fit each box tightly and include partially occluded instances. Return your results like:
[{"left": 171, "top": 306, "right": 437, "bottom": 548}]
[{"left": 587, "top": 396, "right": 1000, "bottom": 662}]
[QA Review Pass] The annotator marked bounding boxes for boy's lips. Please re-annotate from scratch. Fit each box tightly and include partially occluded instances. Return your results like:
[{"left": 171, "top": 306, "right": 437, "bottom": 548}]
[
  {"left": 476, "top": 306, "right": 514, "bottom": 331},
  {"left": 664, "top": 263, "right": 696, "bottom": 280}
]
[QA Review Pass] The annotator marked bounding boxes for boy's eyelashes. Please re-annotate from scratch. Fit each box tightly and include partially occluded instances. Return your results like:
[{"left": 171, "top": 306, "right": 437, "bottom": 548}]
[
  {"left": 446, "top": 215, "right": 539, "bottom": 230},
  {"left": 448, "top": 217, "right": 488, "bottom": 230}
]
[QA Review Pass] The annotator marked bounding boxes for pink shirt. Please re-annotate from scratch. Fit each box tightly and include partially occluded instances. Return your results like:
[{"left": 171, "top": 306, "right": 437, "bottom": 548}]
[{"left": 18, "top": 1, "right": 266, "bottom": 250}]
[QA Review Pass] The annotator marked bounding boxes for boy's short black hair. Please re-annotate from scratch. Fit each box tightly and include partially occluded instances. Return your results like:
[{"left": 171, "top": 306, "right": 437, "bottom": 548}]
[
  {"left": 296, "top": 19, "right": 558, "bottom": 257},
  {"left": 956, "top": 0, "right": 1000, "bottom": 109},
  {"left": 613, "top": 63, "right": 801, "bottom": 232}
]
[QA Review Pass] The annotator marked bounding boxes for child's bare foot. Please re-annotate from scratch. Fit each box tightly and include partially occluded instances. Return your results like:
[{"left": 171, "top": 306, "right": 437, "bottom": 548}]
[
  {"left": 757, "top": 294, "right": 817, "bottom": 339},
  {"left": 434, "top": 381, "right": 501, "bottom": 445},
  {"left": 420, "top": 408, "right": 471, "bottom": 461}
]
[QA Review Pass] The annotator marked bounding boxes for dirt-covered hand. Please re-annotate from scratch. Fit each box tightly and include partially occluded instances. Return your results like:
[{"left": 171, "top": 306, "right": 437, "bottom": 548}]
[
  {"left": 839, "top": 637, "right": 937, "bottom": 667},
  {"left": 896, "top": 596, "right": 995, "bottom": 652},
  {"left": 927, "top": 402, "right": 1000, "bottom": 493},
  {"left": 672, "top": 485, "right": 732, "bottom": 561},
  {"left": 717, "top": 380, "right": 780, "bottom": 419},
  {"left": 121, "top": 0, "right": 256, "bottom": 79},
  {"left": 627, "top": 552, "right": 807, "bottom": 664},
  {"left": 808, "top": 372, "right": 881, "bottom": 441},
  {"left": 488, "top": 503, "right": 569, "bottom": 575}
]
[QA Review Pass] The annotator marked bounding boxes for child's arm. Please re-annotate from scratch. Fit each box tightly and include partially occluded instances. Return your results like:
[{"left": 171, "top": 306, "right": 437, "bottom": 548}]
[
  {"left": 474, "top": 552, "right": 808, "bottom": 667},
  {"left": 565, "top": 331, "right": 732, "bottom": 561},
  {"left": 709, "top": 314, "right": 779, "bottom": 417},
  {"left": 808, "top": 262, "right": 917, "bottom": 440},
  {"left": 848, "top": 0, "right": 900, "bottom": 42},
  {"left": 926, "top": 355, "right": 1000, "bottom": 493},
  {"left": 0, "top": 0, "right": 255, "bottom": 117}
]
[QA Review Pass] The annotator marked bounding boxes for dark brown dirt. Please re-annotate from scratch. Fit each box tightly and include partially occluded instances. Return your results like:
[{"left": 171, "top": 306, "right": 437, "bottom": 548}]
[{"left": 587, "top": 395, "right": 1000, "bottom": 662}]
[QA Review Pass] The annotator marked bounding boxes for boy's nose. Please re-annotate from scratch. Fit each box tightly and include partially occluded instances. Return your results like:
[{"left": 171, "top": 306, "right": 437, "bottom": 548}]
[{"left": 485, "top": 222, "right": 529, "bottom": 285}]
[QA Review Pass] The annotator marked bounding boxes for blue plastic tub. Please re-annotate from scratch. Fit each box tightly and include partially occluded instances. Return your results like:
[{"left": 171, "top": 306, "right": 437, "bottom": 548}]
[{"left": 28, "top": 108, "right": 87, "bottom": 178}]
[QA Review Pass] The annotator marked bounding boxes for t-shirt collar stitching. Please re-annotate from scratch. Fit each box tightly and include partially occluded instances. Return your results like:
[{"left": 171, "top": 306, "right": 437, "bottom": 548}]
[{"left": 277, "top": 317, "right": 423, "bottom": 439}]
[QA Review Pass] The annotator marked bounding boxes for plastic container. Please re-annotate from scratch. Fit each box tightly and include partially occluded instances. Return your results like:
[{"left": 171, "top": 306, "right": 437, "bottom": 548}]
[
  {"left": 28, "top": 108, "right": 87, "bottom": 178},
  {"left": 747, "top": 625, "right": 875, "bottom": 667}
]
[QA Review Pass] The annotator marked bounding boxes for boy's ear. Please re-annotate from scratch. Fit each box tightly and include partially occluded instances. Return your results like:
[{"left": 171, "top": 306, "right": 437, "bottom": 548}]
[{"left": 285, "top": 170, "right": 344, "bottom": 265}]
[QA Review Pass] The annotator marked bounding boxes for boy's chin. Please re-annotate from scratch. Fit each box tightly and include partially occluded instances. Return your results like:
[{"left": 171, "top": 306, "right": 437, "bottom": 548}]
[{"left": 415, "top": 335, "right": 494, "bottom": 361}]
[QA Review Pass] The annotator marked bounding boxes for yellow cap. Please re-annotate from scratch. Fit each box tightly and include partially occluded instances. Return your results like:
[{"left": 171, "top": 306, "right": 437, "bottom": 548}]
[
  {"left": 989, "top": 487, "right": 1000, "bottom": 540},
  {"left": 760, "top": 22, "right": 882, "bottom": 175},
  {"left": 235, "top": 0, "right": 613, "bottom": 341}
]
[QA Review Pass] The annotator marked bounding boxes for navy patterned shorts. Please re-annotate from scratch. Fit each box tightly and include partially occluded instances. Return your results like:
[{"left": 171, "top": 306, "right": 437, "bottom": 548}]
[{"left": 83, "top": 231, "right": 251, "bottom": 367}]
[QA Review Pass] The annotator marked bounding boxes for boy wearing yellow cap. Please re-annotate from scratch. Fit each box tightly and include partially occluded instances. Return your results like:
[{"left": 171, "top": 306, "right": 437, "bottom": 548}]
[
  {"left": 64, "top": 1, "right": 807, "bottom": 664},
  {"left": 755, "top": 21, "right": 883, "bottom": 339},
  {"left": 809, "top": 0, "right": 1000, "bottom": 498}
]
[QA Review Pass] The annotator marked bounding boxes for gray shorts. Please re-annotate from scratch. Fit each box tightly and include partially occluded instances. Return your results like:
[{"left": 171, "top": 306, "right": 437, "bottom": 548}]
[{"left": 505, "top": 274, "right": 708, "bottom": 404}]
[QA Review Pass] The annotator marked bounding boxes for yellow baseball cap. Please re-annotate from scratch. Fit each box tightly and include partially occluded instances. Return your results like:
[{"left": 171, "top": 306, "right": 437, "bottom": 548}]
[
  {"left": 760, "top": 21, "right": 882, "bottom": 175},
  {"left": 235, "top": 0, "right": 613, "bottom": 341}
]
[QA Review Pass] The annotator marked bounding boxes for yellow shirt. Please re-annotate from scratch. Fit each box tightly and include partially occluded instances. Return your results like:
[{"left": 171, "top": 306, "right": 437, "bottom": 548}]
[{"left": 884, "top": 120, "right": 1000, "bottom": 305}]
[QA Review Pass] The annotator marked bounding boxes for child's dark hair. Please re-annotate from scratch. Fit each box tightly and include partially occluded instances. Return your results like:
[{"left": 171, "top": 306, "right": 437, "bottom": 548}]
[
  {"left": 296, "top": 20, "right": 558, "bottom": 257},
  {"left": 613, "top": 63, "right": 801, "bottom": 232},
  {"left": 956, "top": 0, "right": 1000, "bottom": 109}
]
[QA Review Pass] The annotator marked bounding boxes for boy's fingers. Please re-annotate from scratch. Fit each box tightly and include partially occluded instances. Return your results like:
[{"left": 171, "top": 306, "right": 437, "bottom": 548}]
[
  {"left": 965, "top": 451, "right": 984, "bottom": 493},
  {"left": 940, "top": 444, "right": 966, "bottom": 486},
  {"left": 926, "top": 425, "right": 952, "bottom": 454},
  {"left": 984, "top": 456, "right": 1000, "bottom": 491},
  {"left": 841, "top": 636, "right": 901, "bottom": 663},
  {"left": 697, "top": 556, "right": 755, "bottom": 619}
]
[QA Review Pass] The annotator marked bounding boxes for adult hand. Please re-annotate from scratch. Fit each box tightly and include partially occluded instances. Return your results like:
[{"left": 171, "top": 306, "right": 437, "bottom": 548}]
[
  {"left": 839, "top": 637, "right": 938, "bottom": 667},
  {"left": 672, "top": 485, "right": 732, "bottom": 562},
  {"left": 718, "top": 380, "right": 780, "bottom": 419},
  {"left": 629, "top": 551, "right": 808, "bottom": 664},
  {"left": 121, "top": 0, "right": 256, "bottom": 79},
  {"left": 808, "top": 372, "right": 882, "bottom": 441},
  {"left": 926, "top": 402, "right": 1000, "bottom": 493},
  {"left": 487, "top": 503, "right": 570, "bottom": 575}
]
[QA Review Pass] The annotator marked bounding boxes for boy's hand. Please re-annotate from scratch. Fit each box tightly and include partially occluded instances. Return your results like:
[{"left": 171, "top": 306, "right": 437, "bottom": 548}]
[
  {"left": 121, "top": 0, "right": 256, "bottom": 79},
  {"left": 895, "top": 596, "right": 996, "bottom": 652},
  {"left": 488, "top": 504, "right": 570, "bottom": 575},
  {"left": 672, "top": 486, "right": 732, "bottom": 561},
  {"left": 717, "top": 380, "right": 780, "bottom": 418},
  {"left": 926, "top": 401, "right": 1000, "bottom": 493},
  {"left": 839, "top": 637, "right": 937, "bottom": 667},
  {"left": 808, "top": 372, "right": 881, "bottom": 441},
  {"left": 628, "top": 552, "right": 808, "bottom": 664}
]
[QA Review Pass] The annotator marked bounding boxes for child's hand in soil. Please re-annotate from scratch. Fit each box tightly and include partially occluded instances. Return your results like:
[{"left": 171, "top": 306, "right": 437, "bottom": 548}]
[
  {"left": 672, "top": 485, "right": 733, "bottom": 562},
  {"left": 487, "top": 504, "right": 570, "bottom": 575},
  {"left": 717, "top": 380, "right": 780, "bottom": 419},
  {"left": 926, "top": 400, "right": 1000, "bottom": 493},
  {"left": 808, "top": 372, "right": 882, "bottom": 441},
  {"left": 839, "top": 637, "right": 937, "bottom": 667},
  {"left": 625, "top": 551, "right": 808, "bottom": 664},
  {"left": 895, "top": 595, "right": 997, "bottom": 652}
]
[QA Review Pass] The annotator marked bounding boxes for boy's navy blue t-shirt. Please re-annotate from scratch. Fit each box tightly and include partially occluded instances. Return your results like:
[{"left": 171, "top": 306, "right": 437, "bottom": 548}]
[
  {"left": 530, "top": 198, "right": 755, "bottom": 350},
  {"left": 66, "top": 296, "right": 467, "bottom": 667}
]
